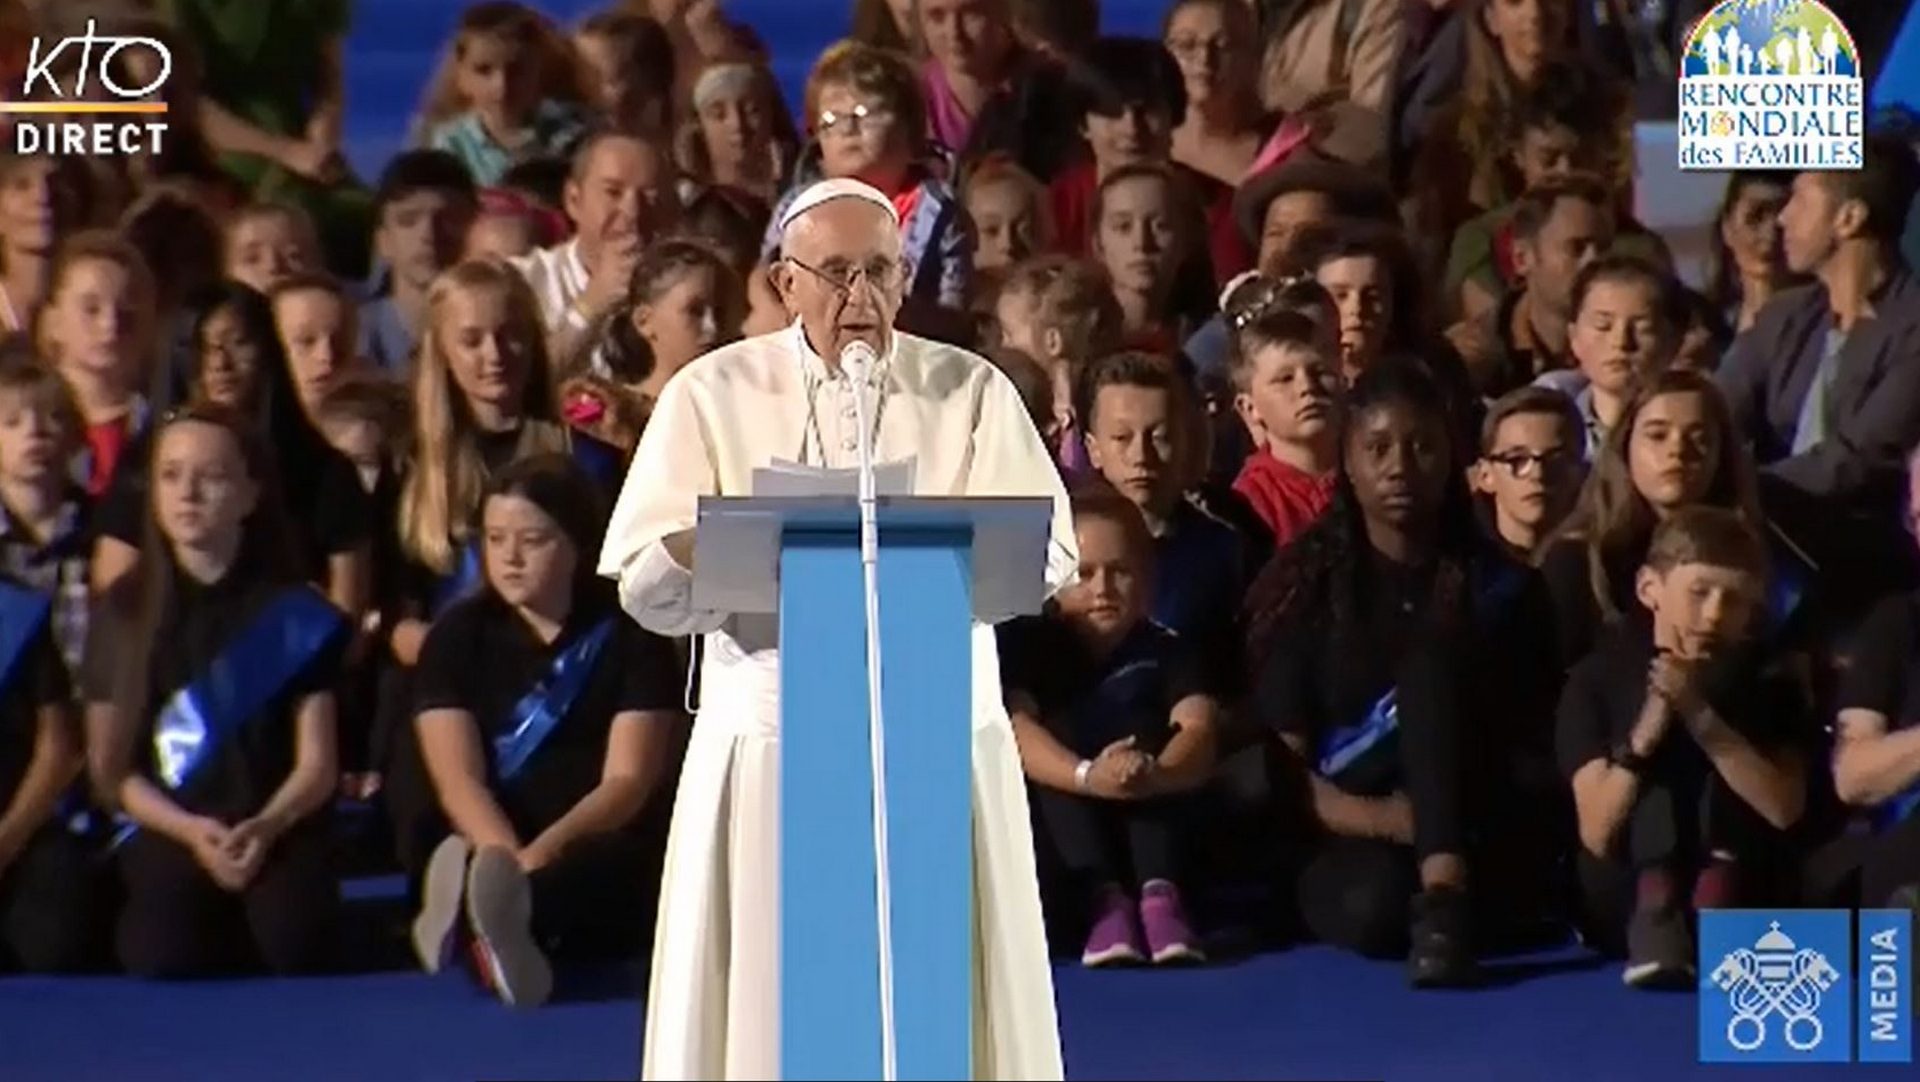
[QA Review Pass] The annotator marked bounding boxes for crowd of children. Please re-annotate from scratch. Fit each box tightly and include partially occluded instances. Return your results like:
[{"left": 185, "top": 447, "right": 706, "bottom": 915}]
[{"left": 1, "top": 0, "right": 1919, "bottom": 1017}]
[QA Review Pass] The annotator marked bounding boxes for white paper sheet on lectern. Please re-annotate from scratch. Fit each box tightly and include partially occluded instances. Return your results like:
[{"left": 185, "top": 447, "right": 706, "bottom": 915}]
[{"left": 690, "top": 459, "right": 917, "bottom": 614}]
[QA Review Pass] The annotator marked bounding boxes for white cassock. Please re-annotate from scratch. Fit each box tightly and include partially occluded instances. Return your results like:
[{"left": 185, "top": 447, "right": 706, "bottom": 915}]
[{"left": 598, "top": 321, "right": 1078, "bottom": 1081}]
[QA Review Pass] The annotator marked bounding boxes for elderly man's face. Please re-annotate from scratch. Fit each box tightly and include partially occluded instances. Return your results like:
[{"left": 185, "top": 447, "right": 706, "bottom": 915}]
[{"left": 774, "top": 198, "right": 906, "bottom": 362}]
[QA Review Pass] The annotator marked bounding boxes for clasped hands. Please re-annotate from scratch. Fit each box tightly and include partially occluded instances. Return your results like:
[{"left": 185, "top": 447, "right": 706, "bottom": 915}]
[
  {"left": 1083, "top": 735, "right": 1162, "bottom": 800},
  {"left": 186, "top": 814, "right": 283, "bottom": 892}
]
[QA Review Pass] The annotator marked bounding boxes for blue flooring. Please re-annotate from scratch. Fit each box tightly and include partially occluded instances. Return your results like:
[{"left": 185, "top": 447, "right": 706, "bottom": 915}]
[{"left": 0, "top": 944, "right": 1905, "bottom": 1081}]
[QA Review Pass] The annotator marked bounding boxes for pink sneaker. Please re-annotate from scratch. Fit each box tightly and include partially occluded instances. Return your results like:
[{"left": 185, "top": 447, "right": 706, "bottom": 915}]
[
  {"left": 1139, "top": 880, "right": 1205, "bottom": 964},
  {"left": 1081, "top": 885, "right": 1145, "bottom": 967}
]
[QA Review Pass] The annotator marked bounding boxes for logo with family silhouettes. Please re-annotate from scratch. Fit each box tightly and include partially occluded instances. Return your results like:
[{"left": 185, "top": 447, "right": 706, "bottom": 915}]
[{"left": 1678, "top": 0, "right": 1864, "bottom": 170}]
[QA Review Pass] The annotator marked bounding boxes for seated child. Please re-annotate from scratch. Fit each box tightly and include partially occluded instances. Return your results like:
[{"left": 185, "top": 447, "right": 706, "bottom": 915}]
[
  {"left": 1076, "top": 351, "right": 1245, "bottom": 688},
  {"left": 420, "top": 2, "right": 588, "bottom": 186},
  {"left": 361, "top": 150, "right": 480, "bottom": 376},
  {"left": 573, "top": 10, "right": 677, "bottom": 136},
  {"left": 1227, "top": 308, "right": 1340, "bottom": 551},
  {"left": 764, "top": 41, "right": 970, "bottom": 312},
  {"left": 1000, "top": 489, "right": 1220, "bottom": 966},
  {"left": 1827, "top": 447, "right": 1920, "bottom": 910},
  {"left": 994, "top": 255, "right": 1125, "bottom": 482},
  {"left": 410, "top": 454, "right": 684, "bottom": 1007},
  {"left": 1246, "top": 360, "right": 1491, "bottom": 987},
  {"left": 1535, "top": 256, "right": 1683, "bottom": 460},
  {"left": 1470, "top": 386, "right": 1585, "bottom": 563},
  {"left": 0, "top": 353, "right": 100, "bottom": 973},
  {"left": 38, "top": 232, "right": 158, "bottom": 500},
  {"left": 965, "top": 156, "right": 1053, "bottom": 281},
  {"left": 0, "top": 352, "right": 91, "bottom": 674},
  {"left": 86, "top": 407, "right": 350, "bottom": 978},
  {"left": 224, "top": 202, "right": 323, "bottom": 298},
  {"left": 1557, "top": 507, "right": 1812, "bottom": 988},
  {"left": 0, "top": 566, "right": 97, "bottom": 973}
]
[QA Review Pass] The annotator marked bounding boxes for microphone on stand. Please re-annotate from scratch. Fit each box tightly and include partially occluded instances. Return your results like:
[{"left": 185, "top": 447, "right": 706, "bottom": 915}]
[{"left": 839, "top": 337, "right": 898, "bottom": 1081}]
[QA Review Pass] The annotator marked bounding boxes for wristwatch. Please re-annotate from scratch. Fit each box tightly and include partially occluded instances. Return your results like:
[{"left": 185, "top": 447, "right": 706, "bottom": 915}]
[
  {"left": 1608, "top": 740, "right": 1652, "bottom": 775},
  {"left": 1073, "top": 759, "right": 1095, "bottom": 793}
]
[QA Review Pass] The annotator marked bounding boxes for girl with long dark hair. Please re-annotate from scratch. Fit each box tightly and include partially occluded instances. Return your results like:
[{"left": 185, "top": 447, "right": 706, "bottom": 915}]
[{"left": 84, "top": 406, "right": 349, "bottom": 977}]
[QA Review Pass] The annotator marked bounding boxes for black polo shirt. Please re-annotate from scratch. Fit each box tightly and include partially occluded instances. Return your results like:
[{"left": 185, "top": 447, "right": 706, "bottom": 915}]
[
  {"left": 83, "top": 570, "right": 346, "bottom": 821},
  {"left": 413, "top": 587, "right": 681, "bottom": 833},
  {"left": 997, "top": 616, "right": 1206, "bottom": 758},
  {"left": 0, "top": 592, "right": 68, "bottom": 809},
  {"left": 1555, "top": 615, "right": 1809, "bottom": 784}
]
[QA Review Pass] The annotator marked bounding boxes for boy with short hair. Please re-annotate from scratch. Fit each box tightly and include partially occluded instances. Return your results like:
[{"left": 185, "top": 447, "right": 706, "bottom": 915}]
[
  {"left": 1557, "top": 507, "right": 1811, "bottom": 989},
  {"left": 271, "top": 274, "right": 363, "bottom": 413},
  {"left": 1076, "top": 351, "right": 1244, "bottom": 690},
  {"left": 1226, "top": 308, "right": 1340, "bottom": 550},
  {"left": 225, "top": 202, "right": 324, "bottom": 297},
  {"left": 1471, "top": 386, "right": 1585, "bottom": 560},
  {"left": 0, "top": 352, "right": 89, "bottom": 675},
  {"left": 361, "top": 150, "right": 479, "bottom": 374},
  {"left": 998, "top": 488, "right": 1219, "bottom": 966}
]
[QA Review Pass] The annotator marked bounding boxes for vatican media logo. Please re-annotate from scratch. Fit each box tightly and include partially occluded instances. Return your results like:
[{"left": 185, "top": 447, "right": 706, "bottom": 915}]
[
  {"left": 1678, "top": 0, "right": 1864, "bottom": 171},
  {"left": 2, "top": 19, "right": 171, "bottom": 157},
  {"left": 1698, "top": 910, "right": 1912, "bottom": 1064}
]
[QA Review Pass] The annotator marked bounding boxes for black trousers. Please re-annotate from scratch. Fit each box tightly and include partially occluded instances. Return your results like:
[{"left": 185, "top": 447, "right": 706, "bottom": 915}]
[
  {"left": 0, "top": 826, "right": 106, "bottom": 973},
  {"left": 117, "top": 820, "right": 337, "bottom": 978},
  {"left": 1295, "top": 836, "right": 1422, "bottom": 958},
  {"left": 526, "top": 830, "right": 661, "bottom": 961},
  {"left": 1029, "top": 786, "right": 1189, "bottom": 893}
]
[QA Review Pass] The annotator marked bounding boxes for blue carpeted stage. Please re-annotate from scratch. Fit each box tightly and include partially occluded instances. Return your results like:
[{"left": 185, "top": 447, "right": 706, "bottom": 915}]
[{"left": 0, "top": 941, "right": 1895, "bottom": 1081}]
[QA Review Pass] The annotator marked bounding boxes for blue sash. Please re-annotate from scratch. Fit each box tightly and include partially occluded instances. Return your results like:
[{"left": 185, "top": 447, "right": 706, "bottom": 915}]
[
  {"left": 0, "top": 580, "right": 52, "bottom": 693},
  {"left": 152, "top": 587, "right": 348, "bottom": 793},
  {"left": 1315, "top": 561, "right": 1524, "bottom": 784},
  {"left": 492, "top": 618, "right": 617, "bottom": 781}
]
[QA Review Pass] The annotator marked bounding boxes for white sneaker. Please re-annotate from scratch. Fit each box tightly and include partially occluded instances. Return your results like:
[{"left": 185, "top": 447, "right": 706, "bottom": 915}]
[{"left": 411, "top": 835, "right": 471, "bottom": 974}]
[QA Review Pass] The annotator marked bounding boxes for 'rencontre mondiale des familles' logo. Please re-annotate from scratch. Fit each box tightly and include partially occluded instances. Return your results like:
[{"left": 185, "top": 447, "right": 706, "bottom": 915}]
[{"left": 1678, "top": 0, "right": 1864, "bottom": 171}]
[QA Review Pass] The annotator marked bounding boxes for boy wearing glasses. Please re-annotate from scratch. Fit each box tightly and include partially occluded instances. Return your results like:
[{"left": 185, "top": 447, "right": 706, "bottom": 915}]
[{"left": 1471, "top": 387, "right": 1585, "bottom": 562}]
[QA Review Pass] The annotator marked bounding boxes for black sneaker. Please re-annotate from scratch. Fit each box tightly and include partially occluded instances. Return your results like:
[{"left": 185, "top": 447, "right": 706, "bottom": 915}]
[
  {"left": 1408, "top": 886, "right": 1480, "bottom": 988},
  {"left": 1623, "top": 904, "right": 1695, "bottom": 989}
]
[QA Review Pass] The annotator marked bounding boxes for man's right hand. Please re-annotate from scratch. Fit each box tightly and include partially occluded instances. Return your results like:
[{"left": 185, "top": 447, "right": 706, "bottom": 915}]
[{"left": 579, "top": 240, "right": 642, "bottom": 318}]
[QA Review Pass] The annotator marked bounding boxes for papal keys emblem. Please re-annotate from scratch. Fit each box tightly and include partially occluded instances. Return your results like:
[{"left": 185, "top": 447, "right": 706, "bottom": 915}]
[{"left": 1710, "top": 921, "right": 1844, "bottom": 1051}]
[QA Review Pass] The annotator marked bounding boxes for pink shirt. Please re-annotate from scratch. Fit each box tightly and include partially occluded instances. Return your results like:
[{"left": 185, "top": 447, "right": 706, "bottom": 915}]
[{"left": 922, "top": 60, "right": 975, "bottom": 153}]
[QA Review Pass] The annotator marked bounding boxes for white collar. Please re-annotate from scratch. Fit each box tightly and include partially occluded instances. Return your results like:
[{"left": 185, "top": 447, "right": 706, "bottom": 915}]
[
  {"left": 560, "top": 238, "right": 588, "bottom": 290},
  {"left": 789, "top": 319, "right": 896, "bottom": 387}
]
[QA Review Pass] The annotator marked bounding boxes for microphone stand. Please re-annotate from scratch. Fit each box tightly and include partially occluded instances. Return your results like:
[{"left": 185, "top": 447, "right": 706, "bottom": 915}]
[{"left": 844, "top": 340, "right": 899, "bottom": 1082}]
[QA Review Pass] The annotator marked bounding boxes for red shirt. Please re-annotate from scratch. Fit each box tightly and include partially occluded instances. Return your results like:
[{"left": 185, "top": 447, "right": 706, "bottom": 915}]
[
  {"left": 1232, "top": 452, "right": 1336, "bottom": 550},
  {"left": 83, "top": 417, "right": 133, "bottom": 498}
]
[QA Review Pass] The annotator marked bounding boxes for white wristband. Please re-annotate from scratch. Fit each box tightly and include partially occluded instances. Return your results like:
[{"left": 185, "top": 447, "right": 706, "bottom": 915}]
[{"left": 1073, "top": 759, "right": 1094, "bottom": 793}]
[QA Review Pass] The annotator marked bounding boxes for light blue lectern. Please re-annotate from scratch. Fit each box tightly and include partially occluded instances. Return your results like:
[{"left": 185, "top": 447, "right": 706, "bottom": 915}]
[{"left": 693, "top": 495, "right": 1054, "bottom": 1082}]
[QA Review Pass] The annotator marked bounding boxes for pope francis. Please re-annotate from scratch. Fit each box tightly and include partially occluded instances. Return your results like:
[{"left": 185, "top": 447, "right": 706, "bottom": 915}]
[{"left": 597, "top": 178, "right": 1076, "bottom": 1080}]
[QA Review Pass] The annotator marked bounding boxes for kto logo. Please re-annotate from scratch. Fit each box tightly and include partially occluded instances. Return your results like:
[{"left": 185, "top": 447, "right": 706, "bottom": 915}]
[
  {"left": 1699, "top": 909, "right": 1912, "bottom": 1064},
  {"left": 2, "top": 19, "right": 170, "bottom": 157}
]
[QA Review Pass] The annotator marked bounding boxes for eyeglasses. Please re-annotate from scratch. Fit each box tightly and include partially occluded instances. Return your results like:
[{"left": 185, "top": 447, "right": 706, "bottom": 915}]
[
  {"left": 1485, "top": 449, "right": 1577, "bottom": 478},
  {"left": 816, "top": 102, "right": 895, "bottom": 137},
  {"left": 783, "top": 255, "right": 907, "bottom": 296}
]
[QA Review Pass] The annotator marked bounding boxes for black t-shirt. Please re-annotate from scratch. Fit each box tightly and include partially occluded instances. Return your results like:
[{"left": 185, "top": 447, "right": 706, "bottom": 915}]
[
  {"left": 99, "top": 436, "right": 373, "bottom": 586},
  {"left": 83, "top": 570, "right": 346, "bottom": 821},
  {"left": 1839, "top": 591, "right": 1920, "bottom": 732},
  {"left": 997, "top": 616, "right": 1206, "bottom": 758},
  {"left": 1253, "top": 540, "right": 1556, "bottom": 794},
  {"left": 0, "top": 592, "right": 70, "bottom": 809},
  {"left": 412, "top": 588, "right": 681, "bottom": 833},
  {"left": 1555, "top": 615, "right": 1810, "bottom": 784}
]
